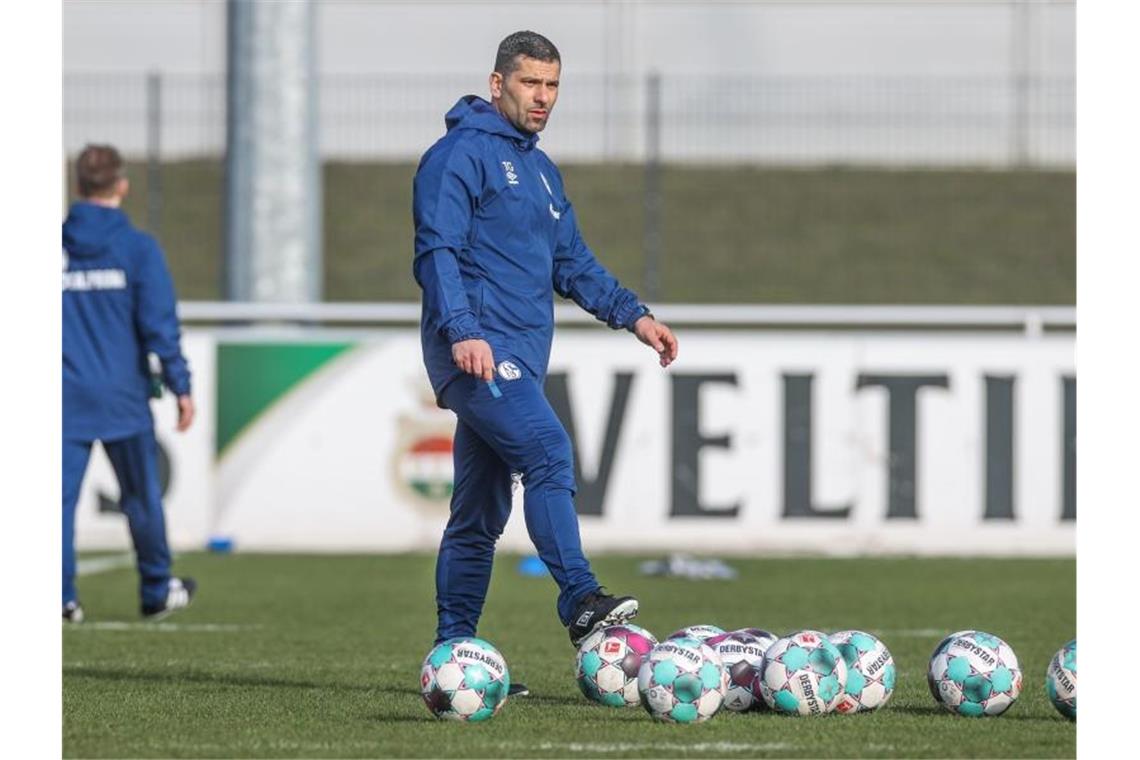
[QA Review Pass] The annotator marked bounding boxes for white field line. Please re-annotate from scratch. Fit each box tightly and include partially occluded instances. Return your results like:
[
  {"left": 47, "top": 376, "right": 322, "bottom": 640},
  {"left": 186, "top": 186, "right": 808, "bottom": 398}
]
[
  {"left": 533, "top": 742, "right": 794, "bottom": 754},
  {"left": 76, "top": 553, "right": 135, "bottom": 576},
  {"left": 67, "top": 622, "right": 260, "bottom": 633}
]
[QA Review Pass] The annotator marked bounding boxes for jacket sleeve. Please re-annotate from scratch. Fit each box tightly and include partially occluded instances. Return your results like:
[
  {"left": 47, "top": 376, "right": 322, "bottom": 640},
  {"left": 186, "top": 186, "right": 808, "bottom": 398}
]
[
  {"left": 134, "top": 235, "right": 191, "bottom": 395},
  {"left": 551, "top": 192, "right": 648, "bottom": 331},
  {"left": 412, "top": 141, "right": 485, "bottom": 344}
]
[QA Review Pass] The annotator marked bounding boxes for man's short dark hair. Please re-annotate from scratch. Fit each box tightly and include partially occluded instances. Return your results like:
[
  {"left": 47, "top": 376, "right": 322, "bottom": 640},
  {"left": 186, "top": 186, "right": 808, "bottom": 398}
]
[
  {"left": 76, "top": 144, "right": 125, "bottom": 198},
  {"left": 494, "top": 31, "right": 560, "bottom": 76}
]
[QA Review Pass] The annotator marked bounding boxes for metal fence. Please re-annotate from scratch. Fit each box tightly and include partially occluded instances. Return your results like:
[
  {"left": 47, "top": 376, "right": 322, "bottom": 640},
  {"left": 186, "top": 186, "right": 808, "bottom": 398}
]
[
  {"left": 62, "top": 70, "right": 1075, "bottom": 304},
  {"left": 64, "top": 71, "right": 1074, "bottom": 167}
]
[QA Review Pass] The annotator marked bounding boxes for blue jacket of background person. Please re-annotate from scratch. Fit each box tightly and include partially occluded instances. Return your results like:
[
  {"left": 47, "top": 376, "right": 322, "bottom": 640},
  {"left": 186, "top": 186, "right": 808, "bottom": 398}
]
[
  {"left": 413, "top": 95, "right": 647, "bottom": 405},
  {"left": 62, "top": 202, "right": 191, "bottom": 441}
]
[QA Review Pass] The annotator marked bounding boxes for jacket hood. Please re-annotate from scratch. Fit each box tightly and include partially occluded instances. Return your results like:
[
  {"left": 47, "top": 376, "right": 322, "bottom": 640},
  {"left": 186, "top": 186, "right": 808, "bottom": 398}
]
[
  {"left": 63, "top": 202, "right": 131, "bottom": 258},
  {"left": 444, "top": 95, "right": 539, "bottom": 150}
]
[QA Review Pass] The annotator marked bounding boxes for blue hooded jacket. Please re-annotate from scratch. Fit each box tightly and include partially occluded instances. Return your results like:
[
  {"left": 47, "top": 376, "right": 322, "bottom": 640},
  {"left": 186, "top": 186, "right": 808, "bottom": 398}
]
[
  {"left": 413, "top": 96, "right": 647, "bottom": 403},
  {"left": 62, "top": 202, "right": 191, "bottom": 441}
]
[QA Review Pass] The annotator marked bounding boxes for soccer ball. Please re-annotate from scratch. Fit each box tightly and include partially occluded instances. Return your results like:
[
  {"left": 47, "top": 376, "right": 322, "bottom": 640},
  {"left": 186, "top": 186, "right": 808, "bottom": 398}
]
[
  {"left": 757, "top": 630, "right": 847, "bottom": 716},
  {"left": 667, "top": 624, "right": 725, "bottom": 641},
  {"left": 1045, "top": 639, "right": 1076, "bottom": 721},
  {"left": 420, "top": 637, "right": 510, "bottom": 722},
  {"left": 576, "top": 624, "right": 658, "bottom": 708},
  {"left": 926, "top": 629, "right": 974, "bottom": 702},
  {"left": 637, "top": 637, "right": 728, "bottom": 723},
  {"left": 927, "top": 630, "right": 1022, "bottom": 717},
  {"left": 829, "top": 630, "right": 896, "bottom": 713},
  {"left": 734, "top": 627, "right": 779, "bottom": 646},
  {"left": 706, "top": 630, "right": 773, "bottom": 712}
]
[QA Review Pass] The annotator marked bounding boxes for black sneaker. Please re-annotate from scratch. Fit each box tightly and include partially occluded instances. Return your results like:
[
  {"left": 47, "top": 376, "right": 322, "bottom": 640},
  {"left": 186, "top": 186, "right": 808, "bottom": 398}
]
[
  {"left": 508, "top": 682, "right": 530, "bottom": 697},
  {"left": 567, "top": 587, "right": 639, "bottom": 646},
  {"left": 141, "top": 577, "right": 197, "bottom": 620},
  {"left": 63, "top": 600, "right": 84, "bottom": 624}
]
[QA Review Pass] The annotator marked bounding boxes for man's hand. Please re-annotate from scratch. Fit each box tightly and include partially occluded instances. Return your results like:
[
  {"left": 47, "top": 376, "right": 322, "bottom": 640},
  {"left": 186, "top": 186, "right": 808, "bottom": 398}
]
[
  {"left": 176, "top": 394, "right": 195, "bottom": 432},
  {"left": 452, "top": 338, "right": 496, "bottom": 381},
  {"left": 633, "top": 316, "right": 679, "bottom": 368}
]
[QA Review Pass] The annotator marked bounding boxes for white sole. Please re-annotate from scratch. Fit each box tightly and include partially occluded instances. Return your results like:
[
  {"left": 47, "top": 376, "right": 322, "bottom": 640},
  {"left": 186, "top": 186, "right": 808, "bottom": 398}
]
[
  {"left": 142, "top": 599, "right": 192, "bottom": 622},
  {"left": 574, "top": 599, "right": 640, "bottom": 645},
  {"left": 601, "top": 599, "right": 639, "bottom": 627}
]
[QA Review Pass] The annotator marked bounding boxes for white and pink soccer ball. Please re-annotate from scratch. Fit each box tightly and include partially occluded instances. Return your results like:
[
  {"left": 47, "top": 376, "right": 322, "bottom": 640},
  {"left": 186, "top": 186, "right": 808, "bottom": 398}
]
[
  {"left": 576, "top": 624, "right": 658, "bottom": 708},
  {"left": 706, "top": 629, "right": 777, "bottom": 712},
  {"left": 666, "top": 624, "right": 726, "bottom": 642}
]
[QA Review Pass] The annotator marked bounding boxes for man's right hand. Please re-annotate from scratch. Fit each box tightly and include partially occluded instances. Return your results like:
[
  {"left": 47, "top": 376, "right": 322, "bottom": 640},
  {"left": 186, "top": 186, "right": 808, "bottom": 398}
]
[{"left": 452, "top": 339, "right": 496, "bottom": 381}]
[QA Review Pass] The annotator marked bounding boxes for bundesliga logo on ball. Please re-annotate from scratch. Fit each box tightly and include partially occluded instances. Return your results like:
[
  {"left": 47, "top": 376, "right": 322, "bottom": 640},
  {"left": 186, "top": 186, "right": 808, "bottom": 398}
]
[{"left": 420, "top": 637, "right": 510, "bottom": 722}]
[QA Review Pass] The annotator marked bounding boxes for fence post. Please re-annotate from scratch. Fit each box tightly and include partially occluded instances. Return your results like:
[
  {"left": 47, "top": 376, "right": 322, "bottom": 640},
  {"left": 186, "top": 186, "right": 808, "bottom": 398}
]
[
  {"left": 146, "top": 70, "right": 163, "bottom": 234},
  {"left": 224, "top": 0, "right": 322, "bottom": 303},
  {"left": 1009, "top": 0, "right": 1031, "bottom": 167},
  {"left": 643, "top": 71, "right": 662, "bottom": 303}
]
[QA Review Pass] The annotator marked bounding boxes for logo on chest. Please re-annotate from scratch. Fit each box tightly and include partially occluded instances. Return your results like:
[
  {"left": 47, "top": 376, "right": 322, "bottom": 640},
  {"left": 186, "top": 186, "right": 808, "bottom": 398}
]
[{"left": 501, "top": 161, "right": 519, "bottom": 186}]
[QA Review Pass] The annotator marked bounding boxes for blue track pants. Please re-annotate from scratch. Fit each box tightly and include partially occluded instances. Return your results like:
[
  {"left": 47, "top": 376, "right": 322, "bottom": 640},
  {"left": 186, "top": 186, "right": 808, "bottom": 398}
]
[
  {"left": 62, "top": 430, "right": 172, "bottom": 609},
  {"left": 435, "top": 366, "right": 600, "bottom": 643}
]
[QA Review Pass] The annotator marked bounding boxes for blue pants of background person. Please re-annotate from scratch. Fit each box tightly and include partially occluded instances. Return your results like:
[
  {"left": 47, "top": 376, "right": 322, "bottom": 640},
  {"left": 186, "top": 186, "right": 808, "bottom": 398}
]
[
  {"left": 435, "top": 365, "right": 600, "bottom": 643},
  {"left": 62, "top": 430, "right": 172, "bottom": 610}
]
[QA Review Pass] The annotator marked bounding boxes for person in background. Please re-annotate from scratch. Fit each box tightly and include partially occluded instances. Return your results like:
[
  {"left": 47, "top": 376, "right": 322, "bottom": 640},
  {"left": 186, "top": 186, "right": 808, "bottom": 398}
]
[
  {"left": 412, "top": 31, "right": 679, "bottom": 695},
  {"left": 62, "top": 144, "right": 197, "bottom": 622}
]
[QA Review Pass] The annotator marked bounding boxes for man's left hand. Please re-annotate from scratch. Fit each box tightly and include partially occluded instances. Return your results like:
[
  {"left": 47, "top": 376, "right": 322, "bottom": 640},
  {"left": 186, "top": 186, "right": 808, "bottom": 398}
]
[
  {"left": 176, "top": 394, "right": 195, "bottom": 432},
  {"left": 633, "top": 316, "right": 678, "bottom": 368}
]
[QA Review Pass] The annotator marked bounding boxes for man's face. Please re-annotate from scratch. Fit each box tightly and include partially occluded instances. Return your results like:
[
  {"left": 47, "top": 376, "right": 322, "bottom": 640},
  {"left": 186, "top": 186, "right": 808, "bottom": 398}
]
[{"left": 490, "top": 56, "right": 560, "bottom": 134}]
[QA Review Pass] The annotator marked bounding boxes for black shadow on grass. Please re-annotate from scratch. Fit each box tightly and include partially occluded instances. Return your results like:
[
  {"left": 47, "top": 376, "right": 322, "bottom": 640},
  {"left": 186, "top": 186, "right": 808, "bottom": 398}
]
[
  {"left": 64, "top": 664, "right": 372, "bottom": 692},
  {"left": 518, "top": 694, "right": 589, "bottom": 708},
  {"left": 891, "top": 704, "right": 1060, "bottom": 723},
  {"left": 373, "top": 714, "right": 437, "bottom": 724},
  {"left": 890, "top": 704, "right": 946, "bottom": 717}
]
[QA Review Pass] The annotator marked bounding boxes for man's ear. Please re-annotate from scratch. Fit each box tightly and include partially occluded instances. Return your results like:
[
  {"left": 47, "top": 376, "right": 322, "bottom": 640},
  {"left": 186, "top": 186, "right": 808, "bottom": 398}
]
[
  {"left": 489, "top": 71, "right": 503, "bottom": 99},
  {"left": 116, "top": 177, "right": 130, "bottom": 200}
]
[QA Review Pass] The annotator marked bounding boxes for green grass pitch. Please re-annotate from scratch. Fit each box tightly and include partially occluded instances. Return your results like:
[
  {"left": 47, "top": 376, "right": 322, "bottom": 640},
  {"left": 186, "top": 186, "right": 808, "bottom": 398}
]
[
  {"left": 63, "top": 553, "right": 1075, "bottom": 758},
  {"left": 88, "top": 161, "right": 1075, "bottom": 306}
]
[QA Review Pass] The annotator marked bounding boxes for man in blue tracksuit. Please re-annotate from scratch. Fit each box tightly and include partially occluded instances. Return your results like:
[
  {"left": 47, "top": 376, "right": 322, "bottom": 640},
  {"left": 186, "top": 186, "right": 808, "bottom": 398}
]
[
  {"left": 413, "top": 31, "right": 679, "bottom": 693},
  {"left": 62, "top": 144, "right": 198, "bottom": 622}
]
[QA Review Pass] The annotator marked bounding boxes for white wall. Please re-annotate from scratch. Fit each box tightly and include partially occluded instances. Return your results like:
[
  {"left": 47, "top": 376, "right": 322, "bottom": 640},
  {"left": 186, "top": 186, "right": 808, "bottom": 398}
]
[{"left": 63, "top": 1, "right": 1074, "bottom": 77}]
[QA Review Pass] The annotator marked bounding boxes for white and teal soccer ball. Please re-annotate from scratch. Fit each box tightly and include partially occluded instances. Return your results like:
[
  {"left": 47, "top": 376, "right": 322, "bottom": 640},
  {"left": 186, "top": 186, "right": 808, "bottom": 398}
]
[
  {"left": 637, "top": 637, "right": 728, "bottom": 723},
  {"left": 926, "top": 629, "right": 973, "bottom": 701},
  {"left": 829, "top": 630, "right": 896, "bottom": 713},
  {"left": 420, "top": 637, "right": 510, "bottom": 722},
  {"left": 931, "top": 630, "right": 974, "bottom": 658},
  {"left": 758, "top": 630, "right": 847, "bottom": 716},
  {"left": 927, "top": 630, "right": 1021, "bottom": 717},
  {"left": 1045, "top": 639, "right": 1076, "bottom": 721},
  {"left": 576, "top": 624, "right": 659, "bottom": 708},
  {"left": 667, "top": 624, "right": 725, "bottom": 642},
  {"left": 706, "top": 630, "right": 774, "bottom": 712}
]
